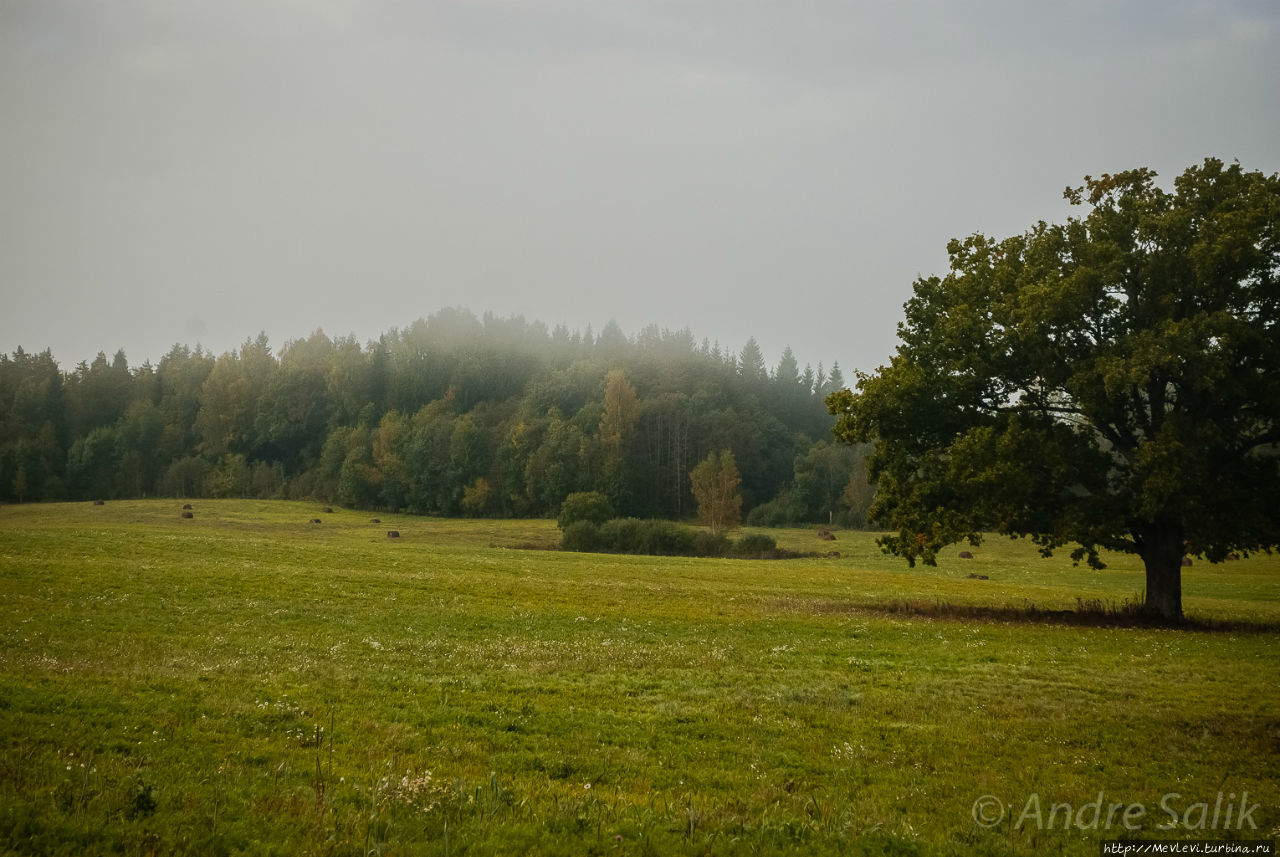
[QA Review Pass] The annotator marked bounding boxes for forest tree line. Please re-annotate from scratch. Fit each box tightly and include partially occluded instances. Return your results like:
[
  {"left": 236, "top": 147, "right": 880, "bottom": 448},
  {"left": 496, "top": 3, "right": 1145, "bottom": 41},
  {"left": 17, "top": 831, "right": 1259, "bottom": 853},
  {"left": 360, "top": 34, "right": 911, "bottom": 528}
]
[{"left": 0, "top": 309, "right": 872, "bottom": 525}]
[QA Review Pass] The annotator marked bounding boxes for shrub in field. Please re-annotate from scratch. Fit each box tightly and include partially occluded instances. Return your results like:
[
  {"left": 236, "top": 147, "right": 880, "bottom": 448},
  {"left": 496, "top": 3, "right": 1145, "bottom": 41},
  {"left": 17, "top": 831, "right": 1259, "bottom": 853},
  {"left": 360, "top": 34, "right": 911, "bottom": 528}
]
[
  {"left": 561, "top": 518, "right": 799, "bottom": 559},
  {"left": 693, "top": 530, "right": 732, "bottom": 557},
  {"left": 557, "top": 492, "right": 614, "bottom": 530},
  {"left": 566, "top": 518, "right": 700, "bottom": 556},
  {"left": 599, "top": 517, "right": 644, "bottom": 553},
  {"left": 560, "top": 520, "right": 602, "bottom": 552},
  {"left": 733, "top": 533, "right": 778, "bottom": 558},
  {"left": 635, "top": 520, "right": 696, "bottom": 556}
]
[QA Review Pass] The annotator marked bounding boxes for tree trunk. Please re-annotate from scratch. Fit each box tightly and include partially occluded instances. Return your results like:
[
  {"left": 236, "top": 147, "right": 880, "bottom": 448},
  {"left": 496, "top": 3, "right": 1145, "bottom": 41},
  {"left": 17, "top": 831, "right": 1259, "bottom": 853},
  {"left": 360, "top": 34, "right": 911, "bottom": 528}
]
[{"left": 1136, "top": 522, "right": 1184, "bottom": 623}]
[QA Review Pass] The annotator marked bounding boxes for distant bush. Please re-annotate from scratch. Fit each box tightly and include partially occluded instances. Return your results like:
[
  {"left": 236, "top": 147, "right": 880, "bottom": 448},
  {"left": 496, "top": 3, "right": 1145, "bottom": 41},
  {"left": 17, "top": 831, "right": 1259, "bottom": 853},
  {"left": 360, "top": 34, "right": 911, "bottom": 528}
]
[
  {"left": 597, "top": 517, "right": 642, "bottom": 553},
  {"left": 560, "top": 520, "right": 602, "bottom": 552},
  {"left": 692, "top": 530, "right": 731, "bottom": 558},
  {"left": 561, "top": 518, "right": 702, "bottom": 556},
  {"left": 557, "top": 492, "right": 615, "bottom": 530},
  {"left": 560, "top": 518, "right": 804, "bottom": 559},
  {"left": 635, "top": 520, "right": 696, "bottom": 556},
  {"left": 732, "top": 533, "right": 778, "bottom": 558},
  {"left": 596, "top": 518, "right": 695, "bottom": 554}
]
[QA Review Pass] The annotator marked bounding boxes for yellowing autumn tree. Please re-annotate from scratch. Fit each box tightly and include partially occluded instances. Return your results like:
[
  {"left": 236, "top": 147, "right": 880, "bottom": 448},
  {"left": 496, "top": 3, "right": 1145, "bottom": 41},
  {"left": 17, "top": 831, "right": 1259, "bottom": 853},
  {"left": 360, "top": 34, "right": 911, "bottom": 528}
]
[
  {"left": 690, "top": 449, "right": 742, "bottom": 534},
  {"left": 598, "top": 369, "right": 639, "bottom": 465}
]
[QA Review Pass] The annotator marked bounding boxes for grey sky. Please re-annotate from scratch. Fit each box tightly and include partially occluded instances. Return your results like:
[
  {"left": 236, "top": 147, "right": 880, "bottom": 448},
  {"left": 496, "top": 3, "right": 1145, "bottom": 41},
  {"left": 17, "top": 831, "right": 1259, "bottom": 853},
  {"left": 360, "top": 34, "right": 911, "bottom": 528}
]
[{"left": 1, "top": 1, "right": 1277, "bottom": 376}]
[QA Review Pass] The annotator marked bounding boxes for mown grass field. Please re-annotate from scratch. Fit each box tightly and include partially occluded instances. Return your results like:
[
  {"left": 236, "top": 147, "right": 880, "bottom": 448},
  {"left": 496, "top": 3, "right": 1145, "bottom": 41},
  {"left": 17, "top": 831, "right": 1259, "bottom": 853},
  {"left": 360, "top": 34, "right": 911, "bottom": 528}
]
[{"left": 0, "top": 500, "right": 1276, "bottom": 856}]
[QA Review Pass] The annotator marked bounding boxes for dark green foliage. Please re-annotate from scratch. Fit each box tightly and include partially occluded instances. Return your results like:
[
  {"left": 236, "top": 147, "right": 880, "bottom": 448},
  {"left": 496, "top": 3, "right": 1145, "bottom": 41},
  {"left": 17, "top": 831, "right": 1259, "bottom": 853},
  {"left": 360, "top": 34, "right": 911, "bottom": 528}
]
[
  {"left": 208, "top": 453, "right": 253, "bottom": 499},
  {"left": 64, "top": 350, "right": 133, "bottom": 439},
  {"left": 1, "top": 309, "right": 842, "bottom": 518},
  {"left": 745, "top": 495, "right": 794, "bottom": 527},
  {"left": 732, "top": 533, "right": 778, "bottom": 557},
  {"left": 635, "top": 519, "right": 697, "bottom": 555},
  {"left": 567, "top": 518, "right": 699, "bottom": 556},
  {"left": 738, "top": 337, "right": 768, "bottom": 380},
  {"left": 159, "top": 456, "right": 208, "bottom": 497},
  {"left": 745, "top": 441, "right": 873, "bottom": 528},
  {"left": 561, "top": 518, "right": 793, "bottom": 559},
  {"left": 556, "top": 491, "right": 614, "bottom": 530},
  {"left": 65, "top": 426, "right": 120, "bottom": 500},
  {"left": 692, "top": 529, "right": 732, "bottom": 557},
  {"left": 598, "top": 518, "right": 645, "bottom": 553},
  {"left": 828, "top": 159, "right": 1280, "bottom": 622},
  {"left": 559, "top": 520, "right": 601, "bottom": 552},
  {"left": 791, "top": 441, "right": 864, "bottom": 524}
]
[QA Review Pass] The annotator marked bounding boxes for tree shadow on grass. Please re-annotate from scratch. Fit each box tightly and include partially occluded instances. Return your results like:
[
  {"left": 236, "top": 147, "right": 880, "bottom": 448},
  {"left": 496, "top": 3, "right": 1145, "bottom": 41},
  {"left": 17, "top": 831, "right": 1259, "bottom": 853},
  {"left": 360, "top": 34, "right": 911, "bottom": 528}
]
[{"left": 799, "top": 597, "right": 1280, "bottom": 633}]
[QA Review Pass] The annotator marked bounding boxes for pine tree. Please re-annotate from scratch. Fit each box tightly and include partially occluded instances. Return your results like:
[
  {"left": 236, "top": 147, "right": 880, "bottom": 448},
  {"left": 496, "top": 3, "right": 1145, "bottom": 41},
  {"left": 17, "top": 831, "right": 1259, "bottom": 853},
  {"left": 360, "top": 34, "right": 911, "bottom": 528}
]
[
  {"left": 738, "top": 338, "right": 767, "bottom": 381},
  {"left": 774, "top": 346, "right": 800, "bottom": 387}
]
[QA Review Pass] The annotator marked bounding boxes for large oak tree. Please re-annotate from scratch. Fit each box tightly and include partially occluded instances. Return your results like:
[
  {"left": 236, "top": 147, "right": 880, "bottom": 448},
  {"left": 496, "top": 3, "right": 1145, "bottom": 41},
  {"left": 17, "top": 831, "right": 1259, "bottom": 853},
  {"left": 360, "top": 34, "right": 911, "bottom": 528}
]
[{"left": 828, "top": 159, "right": 1280, "bottom": 622}]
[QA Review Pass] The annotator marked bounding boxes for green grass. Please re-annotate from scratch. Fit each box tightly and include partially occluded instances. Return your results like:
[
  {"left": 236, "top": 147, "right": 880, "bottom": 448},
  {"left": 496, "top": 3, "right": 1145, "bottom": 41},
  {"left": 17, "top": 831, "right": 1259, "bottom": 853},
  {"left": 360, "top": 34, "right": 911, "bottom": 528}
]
[{"left": 0, "top": 500, "right": 1276, "bottom": 855}]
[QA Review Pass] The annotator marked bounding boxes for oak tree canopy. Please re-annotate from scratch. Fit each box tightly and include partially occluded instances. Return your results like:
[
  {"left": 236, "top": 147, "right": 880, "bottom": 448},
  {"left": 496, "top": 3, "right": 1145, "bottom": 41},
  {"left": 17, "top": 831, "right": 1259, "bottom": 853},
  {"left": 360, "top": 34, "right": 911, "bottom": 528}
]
[{"left": 828, "top": 158, "right": 1280, "bottom": 622}]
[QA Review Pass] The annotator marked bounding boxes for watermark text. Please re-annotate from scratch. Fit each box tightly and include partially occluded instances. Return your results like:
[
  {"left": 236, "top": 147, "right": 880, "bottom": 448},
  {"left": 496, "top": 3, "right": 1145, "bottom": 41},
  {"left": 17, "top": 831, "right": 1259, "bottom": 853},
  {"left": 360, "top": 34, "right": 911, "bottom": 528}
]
[{"left": 970, "top": 792, "right": 1262, "bottom": 832}]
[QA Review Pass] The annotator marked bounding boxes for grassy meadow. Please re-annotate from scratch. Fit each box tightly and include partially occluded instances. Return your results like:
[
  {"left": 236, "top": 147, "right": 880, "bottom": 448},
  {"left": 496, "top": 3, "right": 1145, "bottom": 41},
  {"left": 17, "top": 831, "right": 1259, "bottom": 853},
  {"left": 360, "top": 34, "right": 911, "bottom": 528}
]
[{"left": 0, "top": 500, "right": 1277, "bottom": 855}]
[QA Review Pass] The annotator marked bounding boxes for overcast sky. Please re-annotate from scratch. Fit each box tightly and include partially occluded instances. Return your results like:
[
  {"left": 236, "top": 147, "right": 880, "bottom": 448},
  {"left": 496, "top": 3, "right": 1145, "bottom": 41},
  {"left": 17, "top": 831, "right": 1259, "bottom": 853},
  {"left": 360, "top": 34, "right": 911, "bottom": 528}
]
[{"left": 1, "top": 1, "right": 1277, "bottom": 376}]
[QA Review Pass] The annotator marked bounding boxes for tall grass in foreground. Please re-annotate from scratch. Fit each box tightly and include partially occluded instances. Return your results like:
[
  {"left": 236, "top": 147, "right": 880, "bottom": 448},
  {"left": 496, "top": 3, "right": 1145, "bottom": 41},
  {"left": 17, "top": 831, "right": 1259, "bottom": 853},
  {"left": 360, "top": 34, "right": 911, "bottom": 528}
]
[{"left": 0, "top": 500, "right": 1276, "bottom": 855}]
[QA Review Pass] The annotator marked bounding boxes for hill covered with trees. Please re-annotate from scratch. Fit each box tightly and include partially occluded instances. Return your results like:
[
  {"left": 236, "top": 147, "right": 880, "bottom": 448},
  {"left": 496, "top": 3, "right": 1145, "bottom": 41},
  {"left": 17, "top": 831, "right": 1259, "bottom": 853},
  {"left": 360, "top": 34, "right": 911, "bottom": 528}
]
[{"left": 0, "top": 309, "right": 871, "bottom": 525}]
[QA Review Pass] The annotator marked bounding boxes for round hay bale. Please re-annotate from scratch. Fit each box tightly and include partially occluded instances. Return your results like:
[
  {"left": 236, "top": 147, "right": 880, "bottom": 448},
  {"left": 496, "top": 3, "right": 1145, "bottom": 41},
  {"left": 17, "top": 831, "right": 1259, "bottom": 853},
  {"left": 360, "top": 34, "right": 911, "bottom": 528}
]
[
  {"left": 92, "top": 499, "right": 105, "bottom": 506},
  {"left": 958, "top": 550, "right": 974, "bottom": 559},
  {"left": 182, "top": 503, "right": 193, "bottom": 510},
  {"left": 387, "top": 530, "right": 400, "bottom": 539},
  {"left": 370, "top": 518, "right": 381, "bottom": 524},
  {"left": 322, "top": 507, "right": 334, "bottom": 514},
  {"left": 181, "top": 511, "right": 194, "bottom": 519},
  {"left": 310, "top": 518, "right": 322, "bottom": 524}
]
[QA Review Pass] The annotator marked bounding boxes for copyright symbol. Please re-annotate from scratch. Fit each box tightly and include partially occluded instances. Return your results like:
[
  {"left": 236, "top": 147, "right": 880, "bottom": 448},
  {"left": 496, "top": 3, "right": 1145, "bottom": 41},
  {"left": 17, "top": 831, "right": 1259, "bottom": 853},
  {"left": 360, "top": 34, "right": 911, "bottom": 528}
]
[{"left": 972, "top": 795, "right": 1004, "bottom": 828}]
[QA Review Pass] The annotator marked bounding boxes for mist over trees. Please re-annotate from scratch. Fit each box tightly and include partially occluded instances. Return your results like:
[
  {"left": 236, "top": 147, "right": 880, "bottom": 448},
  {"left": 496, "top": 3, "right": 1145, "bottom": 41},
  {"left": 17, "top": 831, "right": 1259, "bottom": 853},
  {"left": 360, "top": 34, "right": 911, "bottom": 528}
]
[{"left": 0, "top": 310, "right": 870, "bottom": 524}]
